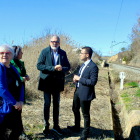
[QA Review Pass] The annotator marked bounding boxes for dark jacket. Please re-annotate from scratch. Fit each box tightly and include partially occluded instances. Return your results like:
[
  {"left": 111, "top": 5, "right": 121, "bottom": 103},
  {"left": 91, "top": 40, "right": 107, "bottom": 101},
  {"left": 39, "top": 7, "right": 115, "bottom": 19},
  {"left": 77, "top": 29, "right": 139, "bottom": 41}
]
[
  {"left": 10, "top": 59, "right": 27, "bottom": 102},
  {"left": 37, "top": 46, "right": 70, "bottom": 92},
  {"left": 78, "top": 60, "right": 99, "bottom": 101},
  {"left": 0, "top": 62, "right": 24, "bottom": 123}
]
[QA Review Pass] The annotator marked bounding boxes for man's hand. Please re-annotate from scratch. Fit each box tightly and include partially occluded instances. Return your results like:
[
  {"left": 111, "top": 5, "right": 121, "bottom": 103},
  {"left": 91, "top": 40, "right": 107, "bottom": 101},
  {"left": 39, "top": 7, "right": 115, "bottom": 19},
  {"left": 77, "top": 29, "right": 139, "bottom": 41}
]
[
  {"left": 22, "top": 77, "right": 26, "bottom": 82},
  {"left": 73, "top": 75, "right": 80, "bottom": 82},
  {"left": 26, "top": 75, "right": 30, "bottom": 81},
  {"left": 14, "top": 101, "right": 23, "bottom": 111},
  {"left": 55, "top": 65, "right": 62, "bottom": 71},
  {"left": 14, "top": 102, "right": 20, "bottom": 110},
  {"left": 18, "top": 101, "right": 23, "bottom": 111}
]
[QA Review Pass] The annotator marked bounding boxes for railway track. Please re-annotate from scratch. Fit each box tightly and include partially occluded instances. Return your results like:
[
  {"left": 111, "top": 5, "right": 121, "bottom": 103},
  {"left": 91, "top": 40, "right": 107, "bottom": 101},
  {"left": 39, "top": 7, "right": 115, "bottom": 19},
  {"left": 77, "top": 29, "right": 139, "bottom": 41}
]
[
  {"left": 109, "top": 62, "right": 140, "bottom": 80},
  {"left": 109, "top": 63, "right": 140, "bottom": 72}
]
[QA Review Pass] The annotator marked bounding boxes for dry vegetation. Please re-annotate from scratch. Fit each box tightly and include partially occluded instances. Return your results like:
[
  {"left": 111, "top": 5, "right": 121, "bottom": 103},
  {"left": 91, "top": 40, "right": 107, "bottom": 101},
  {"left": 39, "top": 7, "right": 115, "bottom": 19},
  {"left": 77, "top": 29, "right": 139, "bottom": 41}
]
[
  {"left": 115, "top": 15, "right": 140, "bottom": 66},
  {"left": 22, "top": 32, "right": 101, "bottom": 99},
  {"left": 22, "top": 33, "right": 80, "bottom": 99},
  {"left": 16, "top": 32, "right": 110, "bottom": 140},
  {"left": 21, "top": 67, "right": 114, "bottom": 140},
  {"left": 109, "top": 69, "right": 140, "bottom": 113}
]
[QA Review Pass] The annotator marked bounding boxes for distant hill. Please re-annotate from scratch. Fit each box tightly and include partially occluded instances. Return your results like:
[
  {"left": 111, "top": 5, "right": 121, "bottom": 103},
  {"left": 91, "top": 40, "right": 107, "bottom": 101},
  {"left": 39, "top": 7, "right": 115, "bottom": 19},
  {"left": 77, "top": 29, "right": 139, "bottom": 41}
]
[{"left": 101, "top": 56, "right": 110, "bottom": 62}]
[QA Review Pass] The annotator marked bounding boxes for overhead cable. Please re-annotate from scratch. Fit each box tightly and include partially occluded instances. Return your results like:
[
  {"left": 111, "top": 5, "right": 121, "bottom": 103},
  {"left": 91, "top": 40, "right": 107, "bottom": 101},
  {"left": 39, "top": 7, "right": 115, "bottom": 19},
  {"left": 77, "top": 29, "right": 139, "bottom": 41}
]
[{"left": 113, "top": 0, "right": 124, "bottom": 41}]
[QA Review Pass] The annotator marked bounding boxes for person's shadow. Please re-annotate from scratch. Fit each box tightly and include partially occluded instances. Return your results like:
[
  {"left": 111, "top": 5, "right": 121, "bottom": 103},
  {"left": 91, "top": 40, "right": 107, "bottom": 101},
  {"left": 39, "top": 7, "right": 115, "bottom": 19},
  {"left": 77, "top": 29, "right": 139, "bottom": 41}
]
[{"left": 35, "top": 126, "right": 114, "bottom": 140}]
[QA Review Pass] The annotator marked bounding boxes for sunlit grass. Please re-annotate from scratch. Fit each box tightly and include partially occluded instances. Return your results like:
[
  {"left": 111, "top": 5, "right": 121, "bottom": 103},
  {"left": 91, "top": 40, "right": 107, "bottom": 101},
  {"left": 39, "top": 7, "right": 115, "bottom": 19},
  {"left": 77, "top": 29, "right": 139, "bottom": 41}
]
[
  {"left": 123, "top": 97, "right": 132, "bottom": 104},
  {"left": 121, "top": 92, "right": 132, "bottom": 110},
  {"left": 135, "top": 89, "right": 140, "bottom": 97},
  {"left": 124, "top": 81, "right": 139, "bottom": 88},
  {"left": 125, "top": 104, "right": 131, "bottom": 110},
  {"left": 116, "top": 102, "right": 121, "bottom": 105},
  {"left": 121, "top": 92, "right": 129, "bottom": 97}
]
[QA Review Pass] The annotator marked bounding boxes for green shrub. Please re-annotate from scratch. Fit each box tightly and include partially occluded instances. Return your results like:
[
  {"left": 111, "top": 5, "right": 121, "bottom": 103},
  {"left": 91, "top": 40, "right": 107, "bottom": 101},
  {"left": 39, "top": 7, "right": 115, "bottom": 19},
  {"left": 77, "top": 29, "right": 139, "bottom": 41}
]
[
  {"left": 124, "top": 81, "right": 139, "bottom": 88},
  {"left": 123, "top": 56, "right": 127, "bottom": 61}
]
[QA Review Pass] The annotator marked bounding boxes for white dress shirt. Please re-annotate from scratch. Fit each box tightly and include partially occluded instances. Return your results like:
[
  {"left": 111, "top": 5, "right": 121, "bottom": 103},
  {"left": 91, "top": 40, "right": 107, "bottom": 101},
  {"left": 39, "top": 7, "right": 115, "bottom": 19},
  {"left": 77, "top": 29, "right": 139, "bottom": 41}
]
[
  {"left": 52, "top": 50, "right": 58, "bottom": 66},
  {"left": 77, "top": 59, "right": 91, "bottom": 87}
]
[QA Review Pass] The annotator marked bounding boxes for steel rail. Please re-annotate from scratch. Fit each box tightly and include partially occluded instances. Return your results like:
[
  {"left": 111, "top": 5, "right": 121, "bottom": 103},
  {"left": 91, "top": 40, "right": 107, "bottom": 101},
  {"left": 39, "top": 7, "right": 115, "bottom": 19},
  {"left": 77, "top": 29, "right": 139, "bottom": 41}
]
[{"left": 110, "top": 63, "right": 140, "bottom": 72}]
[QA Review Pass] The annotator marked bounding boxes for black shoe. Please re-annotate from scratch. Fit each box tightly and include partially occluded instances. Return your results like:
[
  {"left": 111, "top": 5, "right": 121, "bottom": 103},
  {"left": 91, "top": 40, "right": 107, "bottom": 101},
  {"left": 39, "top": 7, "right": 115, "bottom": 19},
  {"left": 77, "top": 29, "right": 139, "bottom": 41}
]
[
  {"left": 67, "top": 125, "right": 80, "bottom": 133},
  {"left": 1, "top": 136, "right": 7, "bottom": 140},
  {"left": 43, "top": 126, "right": 49, "bottom": 136},
  {"left": 52, "top": 125, "right": 63, "bottom": 135},
  {"left": 78, "top": 136, "right": 87, "bottom": 140}
]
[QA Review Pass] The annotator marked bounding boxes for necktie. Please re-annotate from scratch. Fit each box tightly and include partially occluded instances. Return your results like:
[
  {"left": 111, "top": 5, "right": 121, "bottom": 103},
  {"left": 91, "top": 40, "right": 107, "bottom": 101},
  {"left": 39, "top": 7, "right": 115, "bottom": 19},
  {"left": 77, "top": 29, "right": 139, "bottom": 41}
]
[
  {"left": 78, "top": 63, "right": 85, "bottom": 76},
  {"left": 76, "top": 63, "right": 85, "bottom": 87}
]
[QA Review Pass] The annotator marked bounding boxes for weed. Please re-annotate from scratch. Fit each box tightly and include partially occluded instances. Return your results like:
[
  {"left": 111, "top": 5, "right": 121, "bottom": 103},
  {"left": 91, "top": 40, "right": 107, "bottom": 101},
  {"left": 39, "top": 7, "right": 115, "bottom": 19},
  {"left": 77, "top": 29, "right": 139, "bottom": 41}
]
[
  {"left": 26, "top": 132, "right": 33, "bottom": 137},
  {"left": 69, "top": 82, "right": 75, "bottom": 87},
  {"left": 104, "top": 76, "right": 108, "bottom": 80},
  {"left": 135, "top": 89, "right": 140, "bottom": 97},
  {"left": 123, "top": 97, "right": 132, "bottom": 104},
  {"left": 124, "top": 81, "right": 139, "bottom": 88},
  {"left": 33, "top": 138, "right": 39, "bottom": 140},
  {"left": 116, "top": 102, "right": 121, "bottom": 105},
  {"left": 125, "top": 104, "right": 131, "bottom": 110},
  {"left": 121, "top": 92, "right": 129, "bottom": 97},
  {"left": 37, "top": 124, "right": 44, "bottom": 129},
  {"left": 121, "top": 93, "right": 132, "bottom": 110}
]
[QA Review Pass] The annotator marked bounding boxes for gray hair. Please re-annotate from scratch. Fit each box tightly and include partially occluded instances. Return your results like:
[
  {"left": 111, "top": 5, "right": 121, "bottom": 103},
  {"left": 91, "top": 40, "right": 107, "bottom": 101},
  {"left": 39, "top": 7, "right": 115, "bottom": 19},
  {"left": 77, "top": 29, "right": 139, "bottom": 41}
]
[
  {"left": 0, "top": 44, "right": 14, "bottom": 58},
  {"left": 51, "top": 35, "right": 60, "bottom": 42},
  {"left": 12, "top": 45, "right": 22, "bottom": 59}
]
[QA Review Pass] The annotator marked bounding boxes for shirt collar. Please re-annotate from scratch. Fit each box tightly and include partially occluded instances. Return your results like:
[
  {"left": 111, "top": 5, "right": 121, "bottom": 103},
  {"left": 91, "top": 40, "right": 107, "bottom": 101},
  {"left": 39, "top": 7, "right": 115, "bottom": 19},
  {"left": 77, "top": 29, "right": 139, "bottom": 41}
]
[{"left": 84, "top": 59, "right": 91, "bottom": 66}]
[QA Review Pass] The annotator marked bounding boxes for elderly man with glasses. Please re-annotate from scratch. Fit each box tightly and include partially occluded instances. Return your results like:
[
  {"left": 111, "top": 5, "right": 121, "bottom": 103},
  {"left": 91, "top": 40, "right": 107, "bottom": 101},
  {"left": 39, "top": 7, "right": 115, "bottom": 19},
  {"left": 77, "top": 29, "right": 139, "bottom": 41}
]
[{"left": 37, "top": 35, "right": 70, "bottom": 136}]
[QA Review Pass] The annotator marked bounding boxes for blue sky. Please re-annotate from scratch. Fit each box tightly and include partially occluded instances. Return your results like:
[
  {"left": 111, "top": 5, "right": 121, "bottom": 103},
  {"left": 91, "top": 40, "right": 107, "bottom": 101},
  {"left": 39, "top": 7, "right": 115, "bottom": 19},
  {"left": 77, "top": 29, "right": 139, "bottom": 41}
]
[{"left": 0, "top": 0, "right": 140, "bottom": 56}]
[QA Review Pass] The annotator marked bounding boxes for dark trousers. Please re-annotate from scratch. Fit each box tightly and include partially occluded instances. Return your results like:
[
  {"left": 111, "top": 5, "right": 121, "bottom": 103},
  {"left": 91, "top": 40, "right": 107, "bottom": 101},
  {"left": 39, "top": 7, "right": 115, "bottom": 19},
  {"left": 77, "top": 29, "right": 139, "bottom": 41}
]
[
  {"left": 44, "top": 91, "right": 60, "bottom": 128},
  {"left": 72, "top": 88, "right": 91, "bottom": 137},
  {"left": 0, "top": 107, "right": 23, "bottom": 140}
]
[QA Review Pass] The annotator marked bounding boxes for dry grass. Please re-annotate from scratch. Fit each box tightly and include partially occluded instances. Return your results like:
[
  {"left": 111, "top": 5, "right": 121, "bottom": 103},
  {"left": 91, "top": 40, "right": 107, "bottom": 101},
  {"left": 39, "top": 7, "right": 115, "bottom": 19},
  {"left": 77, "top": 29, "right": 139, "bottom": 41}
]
[
  {"left": 120, "top": 16, "right": 140, "bottom": 66},
  {"left": 16, "top": 32, "right": 110, "bottom": 139},
  {"left": 21, "top": 67, "right": 114, "bottom": 140},
  {"left": 22, "top": 33, "right": 81, "bottom": 99},
  {"left": 22, "top": 33, "right": 102, "bottom": 100},
  {"left": 112, "top": 15, "right": 140, "bottom": 66},
  {"left": 116, "top": 83, "right": 140, "bottom": 113}
]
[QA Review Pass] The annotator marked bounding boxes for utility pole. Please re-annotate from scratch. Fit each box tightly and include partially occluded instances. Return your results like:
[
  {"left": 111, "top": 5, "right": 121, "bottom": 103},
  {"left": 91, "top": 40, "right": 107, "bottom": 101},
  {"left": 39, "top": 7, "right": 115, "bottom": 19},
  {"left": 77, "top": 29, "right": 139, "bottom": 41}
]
[{"left": 110, "top": 41, "right": 115, "bottom": 56}]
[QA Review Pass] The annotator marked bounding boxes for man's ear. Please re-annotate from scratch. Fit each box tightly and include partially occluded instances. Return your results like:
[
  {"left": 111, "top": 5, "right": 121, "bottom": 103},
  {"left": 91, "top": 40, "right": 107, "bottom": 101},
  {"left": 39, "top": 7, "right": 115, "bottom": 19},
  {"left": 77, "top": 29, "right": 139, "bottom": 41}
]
[{"left": 86, "top": 54, "right": 89, "bottom": 58}]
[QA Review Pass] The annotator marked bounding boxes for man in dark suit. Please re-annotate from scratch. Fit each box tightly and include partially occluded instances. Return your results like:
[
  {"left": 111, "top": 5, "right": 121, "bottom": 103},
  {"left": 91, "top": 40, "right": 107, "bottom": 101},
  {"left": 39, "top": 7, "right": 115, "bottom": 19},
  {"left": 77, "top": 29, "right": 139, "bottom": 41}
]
[
  {"left": 67, "top": 46, "right": 99, "bottom": 140},
  {"left": 37, "top": 35, "right": 70, "bottom": 136}
]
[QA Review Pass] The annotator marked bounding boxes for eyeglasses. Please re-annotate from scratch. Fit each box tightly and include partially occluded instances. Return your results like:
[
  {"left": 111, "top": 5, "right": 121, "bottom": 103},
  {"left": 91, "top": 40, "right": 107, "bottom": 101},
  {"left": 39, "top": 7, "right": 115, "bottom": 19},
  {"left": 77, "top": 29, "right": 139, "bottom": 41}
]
[
  {"left": 80, "top": 53, "right": 88, "bottom": 55},
  {"left": 0, "top": 52, "right": 12, "bottom": 56},
  {"left": 51, "top": 41, "right": 59, "bottom": 44}
]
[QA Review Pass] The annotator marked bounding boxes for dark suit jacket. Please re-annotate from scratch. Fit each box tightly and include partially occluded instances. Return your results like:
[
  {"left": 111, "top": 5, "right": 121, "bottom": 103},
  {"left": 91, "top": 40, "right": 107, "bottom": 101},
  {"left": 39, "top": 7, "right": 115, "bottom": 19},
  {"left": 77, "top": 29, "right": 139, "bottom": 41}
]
[
  {"left": 37, "top": 46, "right": 70, "bottom": 92},
  {"left": 78, "top": 60, "right": 98, "bottom": 101}
]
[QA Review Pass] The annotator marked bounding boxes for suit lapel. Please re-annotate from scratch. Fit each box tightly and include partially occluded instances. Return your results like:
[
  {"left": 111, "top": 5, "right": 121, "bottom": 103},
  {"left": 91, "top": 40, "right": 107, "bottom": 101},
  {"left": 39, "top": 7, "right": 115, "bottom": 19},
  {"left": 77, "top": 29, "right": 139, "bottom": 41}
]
[
  {"left": 47, "top": 46, "right": 62, "bottom": 66},
  {"left": 81, "top": 61, "right": 92, "bottom": 77},
  {"left": 47, "top": 47, "right": 53, "bottom": 66},
  {"left": 57, "top": 47, "right": 61, "bottom": 65}
]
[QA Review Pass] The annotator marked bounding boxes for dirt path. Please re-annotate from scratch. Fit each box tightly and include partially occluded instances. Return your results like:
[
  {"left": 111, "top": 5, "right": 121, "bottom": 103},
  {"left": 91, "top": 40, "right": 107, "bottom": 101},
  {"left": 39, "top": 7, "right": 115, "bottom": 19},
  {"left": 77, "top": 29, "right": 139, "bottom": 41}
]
[{"left": 22, "top": 67, "right": 114, "bottom": 140}]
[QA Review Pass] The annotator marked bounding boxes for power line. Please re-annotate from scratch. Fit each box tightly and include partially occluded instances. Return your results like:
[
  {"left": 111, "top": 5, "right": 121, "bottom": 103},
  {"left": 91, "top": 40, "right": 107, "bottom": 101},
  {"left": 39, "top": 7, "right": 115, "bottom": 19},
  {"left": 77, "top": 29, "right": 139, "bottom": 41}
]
[{"left": 113, "top": 0, "right": 124, "bottom": 41}]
